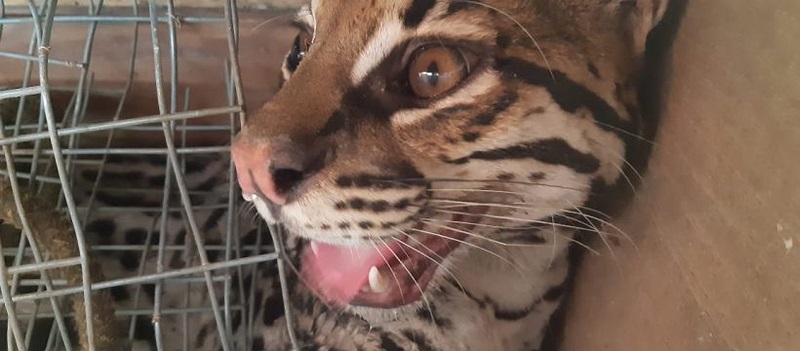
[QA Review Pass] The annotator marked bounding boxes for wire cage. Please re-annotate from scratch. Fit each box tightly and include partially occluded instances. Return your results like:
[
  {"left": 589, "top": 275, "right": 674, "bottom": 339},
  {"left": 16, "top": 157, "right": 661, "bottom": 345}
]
[{"left": 0, "top": 1, "right": 296, "bottom": 350}]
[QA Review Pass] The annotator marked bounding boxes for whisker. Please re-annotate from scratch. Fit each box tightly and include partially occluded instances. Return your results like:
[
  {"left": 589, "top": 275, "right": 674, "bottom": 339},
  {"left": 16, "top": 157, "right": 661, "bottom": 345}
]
[
  {"left": 388, "top": 231, "right": 467, "bottom": 293},
  {"left": 569, "top": 203, "right": 623, "bottom": 269},
  {"left": 247, "top": 13, "right": 293, "bottom": 35},
  {"left": 407, "top": 226, "right": 524, "bottom": 274},
  {"left": 416, "top": 205, "right": 599, "bottom": 235},
  {"left": 423, "top": 200, "right": 627, "bottom": 240},
  {"left": 397, "top": 177, "right": 587, "bottom": 192},
  {"left": 546, "top": 214, "right": 558, "bottom": 270},
  {"left": 427, "top": 189, "right": 611, "bottom": 219},
  {"left": 568, "top": 205, "right": 613, "bottom": 220},
  {"left": 427, "top": 188, "right": 528, "bottom": 199},
  {"left": 421, "top": 217, "right": 599, "bottom": 256},
  {"left": 419, "top": 219, "right": 545, "bottom": 248},
  {"left": 376, "top": 237, "right": 436, "bottom": 325},
  {"left": 367, "top": 238, "right": 406, "bottom": 303},
  {"left": 589, "top": 138, "right": 645, "bottom": 192},
  {"left": 592, "top": 120, "right": 657, "bottom": 145},
  {"left": 421, "top": 208, "right": 600, "bottom": 255},
  {"left": 557, "top": 210, "right": 635, "bottom": 247},
  {"left": 451, "top": 0, "right": 554, "bottom": 80}
]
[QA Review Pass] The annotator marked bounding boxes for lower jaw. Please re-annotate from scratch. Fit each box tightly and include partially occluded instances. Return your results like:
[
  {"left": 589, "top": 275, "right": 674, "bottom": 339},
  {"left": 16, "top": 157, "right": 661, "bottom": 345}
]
[
  {"left": 301, "top": 205, "right": 487, "bottom": 309},
  {"left": 348, "top": 260, "right": 441, "bottom": 308}
]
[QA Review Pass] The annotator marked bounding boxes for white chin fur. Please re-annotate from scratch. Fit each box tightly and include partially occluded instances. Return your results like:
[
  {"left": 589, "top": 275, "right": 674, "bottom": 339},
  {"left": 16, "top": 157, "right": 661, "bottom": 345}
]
[{"left": 253, "top": 197, "right": 278, "bottom": 224}]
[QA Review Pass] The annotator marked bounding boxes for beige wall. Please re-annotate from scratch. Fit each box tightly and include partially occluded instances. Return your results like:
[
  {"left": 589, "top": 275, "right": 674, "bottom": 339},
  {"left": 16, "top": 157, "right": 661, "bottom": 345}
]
[{"left": 564, "top": 1, "right": 800, "bottom": 350}]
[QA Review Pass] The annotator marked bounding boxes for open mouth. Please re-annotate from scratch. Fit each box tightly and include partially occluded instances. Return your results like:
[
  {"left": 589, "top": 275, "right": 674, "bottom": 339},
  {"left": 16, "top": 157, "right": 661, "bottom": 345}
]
[{"left": 301, "top": 206, "right": 487, "bottom": 308}]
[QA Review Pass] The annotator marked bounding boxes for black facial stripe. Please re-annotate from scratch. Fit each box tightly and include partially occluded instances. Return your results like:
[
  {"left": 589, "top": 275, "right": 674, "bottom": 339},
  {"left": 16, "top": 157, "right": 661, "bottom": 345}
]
[
  {"left": 587, "top": 62, "right": 601, "bottom": 78},
  {"left": 496, "top": 57, "right": 633, "bottom": 136},
  {"left": 380, "top": 334, "right": 405, "bottom": 351},
  {"left": 471, "top": 90, "right": 519, "bottom": 126},
  {"left": 317, "top": 111, "right": 346, "bottom": 136},
  {"left": 460, "top": 277, "right": 564, "bottom": 321},
  {"left": 432, "top": 103, "right": 474, "bottom": 121},
  {"left": 494, "top": 283, "right": 565, "bottom": 321},
  {"left": 335, "top": 198, "right": 410, "bottom": 213},
  {"left": 543, "top": 283, "right": 565, "bottom": 302},
  {"left": 334, "top": 171, "right": 423, "bottom": 189},
  {"left": 494, "top": 298, "right": 543, "bottom": 321},
  {"left": 401, "top": 329, "right": 440, "bottom": 351},
  {"left": 415, "top": 302, "right": 453, "bottom": 328},
  {"left": 499, "top": 230, "right": 547, "bottom": 244},
  {"left": 446, "top": 0, "right": 480, "bottom": 15},
  {"left": 403, "top": 0, "right": 437, "bottom": 28},
  {"left": 442, "top": 138, "right": 601, "bottom": 174},
  {"left": 528, "top": 171, "right": 546, "bottom": 181}
]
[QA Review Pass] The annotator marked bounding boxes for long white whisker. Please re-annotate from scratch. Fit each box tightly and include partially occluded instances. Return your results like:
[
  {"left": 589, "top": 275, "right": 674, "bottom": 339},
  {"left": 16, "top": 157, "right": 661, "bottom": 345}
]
[
  {"left": 389, "top": 231, "right": 467, "bottom": 293},
  {"left": 557, "top": 210, "right": 635, "bottom": 247},
  {"left": 403, "top": 177, "right": 586, "bottom": 192},
  {"left": 421, "top": 209, "right": 600, "bottom": 255},
  {"left": 248, "top": 13, "right": 293, "bottom": 34},
  {"left": 419, "top": 219, "right": 544, "bottom": 248},
  {"left": 367, "top": 238, "right": 405, "bottom": 303},
  {"left": 376, "top": 237, "right": 436, "bottom": 325},
  {"left": 589, "top": 138, "right": 645, "bottom": 193},
  {"left": 407, "top": 226, "right": 524, "bottom": 274},
  {"left": 422, "top": 200, "right": 626, "bottom": 239},
  {"left": 418, "top": 206, "right": 597, "bottom": 235},
  {"left": 451, "top": 0, "right": 554, "bottom": 80},
  {"left": 568, "top": 202, "right": 621, "bottom": 268}
]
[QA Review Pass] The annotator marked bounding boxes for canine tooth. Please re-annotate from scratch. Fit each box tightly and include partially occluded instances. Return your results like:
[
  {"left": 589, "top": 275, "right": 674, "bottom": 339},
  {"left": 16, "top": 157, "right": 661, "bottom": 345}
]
[
  {"left": 310, "top": 242, "right": 320, "bottom": 256},
  {"left": 368, "top": 266, "right": 390, "bottom": 294}
]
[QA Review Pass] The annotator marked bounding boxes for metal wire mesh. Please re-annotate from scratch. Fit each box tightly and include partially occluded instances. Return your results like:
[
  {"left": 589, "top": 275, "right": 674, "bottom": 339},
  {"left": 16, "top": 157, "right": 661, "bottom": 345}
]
[{"left": 0, "top": 1, "right": 294, "bottom": 350}]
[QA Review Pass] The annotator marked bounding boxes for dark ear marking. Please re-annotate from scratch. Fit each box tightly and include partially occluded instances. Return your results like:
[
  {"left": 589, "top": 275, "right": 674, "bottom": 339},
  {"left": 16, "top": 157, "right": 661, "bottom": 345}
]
[
  {"left": 621, "top": 0, "right": 670, "bottom": 54},
  {"left": 403, "top": 0, "right": 436, "bottom": 28},
  {"left": 587, "top": 62, "right": 601, "bottom": 78}
]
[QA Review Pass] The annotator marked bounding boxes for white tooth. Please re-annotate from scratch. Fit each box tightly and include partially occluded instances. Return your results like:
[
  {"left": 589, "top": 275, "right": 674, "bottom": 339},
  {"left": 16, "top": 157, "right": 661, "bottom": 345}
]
[
  {"left": 368, "top": 266, "right": 390, "bottom": 294},
  {"left": 310, "top": 242, "right": 320, "bottom": 256}
]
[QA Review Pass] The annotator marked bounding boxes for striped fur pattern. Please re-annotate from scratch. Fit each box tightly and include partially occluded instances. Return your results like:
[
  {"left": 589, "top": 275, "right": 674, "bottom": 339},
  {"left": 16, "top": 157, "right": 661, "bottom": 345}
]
[{"left": 80, "top": 0, "right": 669, "bottom": 350}]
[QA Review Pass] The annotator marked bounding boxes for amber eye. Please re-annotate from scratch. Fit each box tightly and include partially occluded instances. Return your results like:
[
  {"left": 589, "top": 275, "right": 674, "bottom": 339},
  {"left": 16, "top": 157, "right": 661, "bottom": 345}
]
[
  {"left": 407, "top": 46, "right": 469, "bottom": 99},
  {"left": 286, "top": 31, "right": 313, "bottom": 73}
]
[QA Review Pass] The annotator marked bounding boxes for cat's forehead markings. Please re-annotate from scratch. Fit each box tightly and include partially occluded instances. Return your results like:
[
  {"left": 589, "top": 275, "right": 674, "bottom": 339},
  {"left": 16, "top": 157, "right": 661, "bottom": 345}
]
[{"left": 351, "top": 18, "right": 406, "bottom": 84}]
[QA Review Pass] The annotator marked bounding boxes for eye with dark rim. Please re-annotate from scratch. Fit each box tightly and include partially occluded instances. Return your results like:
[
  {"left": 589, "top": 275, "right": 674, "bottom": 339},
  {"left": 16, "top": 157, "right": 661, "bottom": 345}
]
[
  {"left": 286, "top": 30, "right": 313, "bottom": 73},
  {"left": 407, "top": 45, "right": 471, "bottom": 99}
]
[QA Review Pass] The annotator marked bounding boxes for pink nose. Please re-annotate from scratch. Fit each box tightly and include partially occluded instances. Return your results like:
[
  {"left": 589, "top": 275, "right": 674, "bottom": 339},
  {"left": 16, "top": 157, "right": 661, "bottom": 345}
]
[{"left": 231, "top": 138, "right": 325, "bottom": 205}]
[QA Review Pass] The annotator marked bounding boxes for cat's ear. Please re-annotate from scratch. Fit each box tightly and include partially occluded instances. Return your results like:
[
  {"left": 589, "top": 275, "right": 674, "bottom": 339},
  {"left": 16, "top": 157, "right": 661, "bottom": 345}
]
[{"left": 620, "top": 0, "right": 670, "bottom": 54}]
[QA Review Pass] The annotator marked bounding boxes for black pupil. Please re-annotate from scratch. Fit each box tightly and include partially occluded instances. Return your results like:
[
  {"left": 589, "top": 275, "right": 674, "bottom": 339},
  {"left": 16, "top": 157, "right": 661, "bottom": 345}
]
[
  {"left": 287, "top": 35, "right": 306, "bottom": 72},
  {"left": 420, "top": 61, "right": 440, "bottom": 87}
]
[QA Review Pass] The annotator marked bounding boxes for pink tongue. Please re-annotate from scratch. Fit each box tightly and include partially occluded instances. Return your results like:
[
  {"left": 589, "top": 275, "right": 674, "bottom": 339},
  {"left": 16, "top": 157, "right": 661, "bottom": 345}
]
[{"left": 303, "top": 241, "right": 400, "bottom": 304}]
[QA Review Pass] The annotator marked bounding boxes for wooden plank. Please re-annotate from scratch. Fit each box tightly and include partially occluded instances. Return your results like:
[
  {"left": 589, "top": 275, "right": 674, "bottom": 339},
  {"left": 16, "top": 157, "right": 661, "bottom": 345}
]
[{"left": 564, "top": 0, "right": 800, "bottom": 349}]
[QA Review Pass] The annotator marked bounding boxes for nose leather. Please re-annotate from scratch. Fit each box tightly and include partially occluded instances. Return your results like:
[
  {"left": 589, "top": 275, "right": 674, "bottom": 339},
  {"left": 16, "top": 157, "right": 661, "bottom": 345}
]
[{"left": 231, "top": 140, "right": 289, "bottom": 205}]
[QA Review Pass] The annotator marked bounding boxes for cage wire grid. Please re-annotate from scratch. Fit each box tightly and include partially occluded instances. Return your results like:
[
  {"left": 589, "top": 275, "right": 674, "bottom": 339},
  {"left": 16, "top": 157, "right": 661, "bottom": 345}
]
[{"left": 0, "top": 1, "right": 299, "bottom": 350}]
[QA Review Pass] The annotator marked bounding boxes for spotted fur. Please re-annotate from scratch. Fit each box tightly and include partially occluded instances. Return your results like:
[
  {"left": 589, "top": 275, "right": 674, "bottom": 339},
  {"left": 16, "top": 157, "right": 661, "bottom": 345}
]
[{"left": 77, "top": 0, "right": 676, "bottom": 350}]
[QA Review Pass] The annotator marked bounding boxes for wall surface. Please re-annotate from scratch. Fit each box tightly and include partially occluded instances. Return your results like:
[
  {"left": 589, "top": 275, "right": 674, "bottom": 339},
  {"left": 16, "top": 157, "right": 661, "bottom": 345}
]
[{"left": 563, "top": 1, "right": 800, "bottom": 350}]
